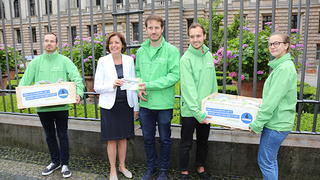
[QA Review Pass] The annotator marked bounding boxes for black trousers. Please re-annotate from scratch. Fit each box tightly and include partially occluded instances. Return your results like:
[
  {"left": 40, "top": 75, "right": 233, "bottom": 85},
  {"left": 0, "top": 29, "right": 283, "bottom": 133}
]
[{"left": 179, "top": 117, "right": 210, "bottom": 171}]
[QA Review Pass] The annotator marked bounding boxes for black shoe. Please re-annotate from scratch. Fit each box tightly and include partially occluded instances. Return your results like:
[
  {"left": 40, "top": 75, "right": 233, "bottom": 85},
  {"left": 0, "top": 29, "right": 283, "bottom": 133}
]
[
  {"left": 42, "top": 162, "right": 61, "bottom": 176},
  {"left": 141, "top": 168, "right": 156, "bottom": 180},
  {"left": 157, "top": 170, "right": 168, "bottom": 180},
  {"left": 180, "top": 174, "right": 188, "bottom": 180},
  {"left": 197, "top": 171, "right": 213, "bottom": 180},
  {"left": 61, "top": 165, "right": 72, "bottom": 178}
]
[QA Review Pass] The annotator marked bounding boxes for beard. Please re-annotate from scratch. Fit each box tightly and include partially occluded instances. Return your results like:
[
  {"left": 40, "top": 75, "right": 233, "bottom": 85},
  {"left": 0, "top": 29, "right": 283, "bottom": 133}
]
[{"left": 149, "top": 34, "right": 162, "bottom": 42}]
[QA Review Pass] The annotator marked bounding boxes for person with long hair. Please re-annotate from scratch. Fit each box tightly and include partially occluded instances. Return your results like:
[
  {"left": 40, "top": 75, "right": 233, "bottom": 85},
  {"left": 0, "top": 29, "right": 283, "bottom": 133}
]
[
  {"left": 94, "top": 32, "right": 139, "bottom": 180},
  {"left": 249, "top": 31, "right": 297, "bottom": 180}
]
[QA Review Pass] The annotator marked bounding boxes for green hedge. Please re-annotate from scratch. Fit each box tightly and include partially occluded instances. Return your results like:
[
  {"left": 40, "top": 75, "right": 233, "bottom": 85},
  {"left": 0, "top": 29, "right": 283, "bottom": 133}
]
[
  {"left": 1, "top": 94, "right": 318, "bottom": 132},
  {"left": 2, "top": 77, "right": 317, "bottom": 123},
  {"left": 297, "top": 81, "right": 318, "bottom": 114}
]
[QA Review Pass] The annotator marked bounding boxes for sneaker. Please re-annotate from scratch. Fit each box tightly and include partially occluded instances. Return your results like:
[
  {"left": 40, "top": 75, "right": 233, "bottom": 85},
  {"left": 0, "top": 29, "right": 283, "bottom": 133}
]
[
  {"left": 157, "top": 170, "right": 167, "bottom": 180},
  {"left": 141, "top": 168, "right": 156, "bottom": 180},
  {"left": 61, "top": 165, "right": 72, "bottom": 178},
  {"left": 197, "top": 171, "right": 213, "bottom": 180},
  {"left": 180, "top": 174, "right": 188, "bottom": 180},
  {"left": 42, "top": 162, "right": 61, "bottom": 176}
]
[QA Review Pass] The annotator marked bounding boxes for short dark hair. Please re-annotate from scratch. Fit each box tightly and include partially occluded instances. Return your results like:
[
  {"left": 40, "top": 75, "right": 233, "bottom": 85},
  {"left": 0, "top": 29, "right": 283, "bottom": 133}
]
[
  {"left": 44, "top": 32, "right": 58, "bottom": 43},
  {"left": 106, "top": 32, "right": 127, "bottom": 54},
  {"left": 188, "top": 23, "right": 206, "bottom": 35},
  {"left": 145, "top": 14, "right": 164, "bottom": 28},
  {"left": 270, "top": 31, "right": 291, "bottom": 53}
]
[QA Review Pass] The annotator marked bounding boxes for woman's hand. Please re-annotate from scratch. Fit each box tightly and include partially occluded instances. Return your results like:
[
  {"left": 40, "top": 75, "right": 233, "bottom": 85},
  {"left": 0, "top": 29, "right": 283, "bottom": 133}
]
[
  {"left": 249, "top": 126, "right": 256, "bottom": 134},
  {"left": 113, "top": 79, "right": 124, "bottom": 89},
  {"left": 134, "top": 111, "right": 139, "bottom": 120}
]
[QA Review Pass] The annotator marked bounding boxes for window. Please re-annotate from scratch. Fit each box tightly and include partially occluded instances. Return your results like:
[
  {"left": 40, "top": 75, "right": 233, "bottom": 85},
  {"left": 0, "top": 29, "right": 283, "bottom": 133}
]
[
  {"left": 162, "top": 25, "right": 166, "bottom": 40},
  {"left": 16, "top": 29, "right": 21, "bottom": 43},
  {"left": 96, "top": 0, "right": 101, "bottom": 6},
  {"left": 262, "top": 16, "right": 272, "bottom": 30},
  {"left": 77, "top": 0, "right": 79, "bottom": 8},
  {"left": 33, "top": 50, "right": 37, "bottom": 55},
  {"left": 32, "top": 28, "right": 37, "bottom": 42},
  {"left": 30, "top": 0, "right": 35, "bottom": 16},
  {"left": 88, "top": 25, "right": 97, "bottom": 37},
  {"left": 117, "top": 0, "right": 123, "bottom": 3},
  {"left": 0, "top": 2, "right": 5, "bottom": 19},
  {"left": 45, "top": 0, "right": 52, "bottom": 15},
  {"left": 187, "top": 19, "right": 193, "bottom": 30},
  {"left": 70, "top": 27, "right": 77, "bottom": 45},
  {"left": 0, "top": 30, "right": 3, "bottom": 44},
  {"left": 133, "top": 23, "right": 139, "bottom": 41},
  {"left": 14, "top": 0, "right": 19, "bottom": 17},
  {"left": 316, "top": 45, "right": 320, "bottom": 59},
  {"left": 291, "top": 15, "right": 298, "bottom": 29},
  {"left": 44, "top": 25, "right": 51, "bottom": 32},
  {"left": 187, "top": 19, "right": 193, "bottom": 36}
]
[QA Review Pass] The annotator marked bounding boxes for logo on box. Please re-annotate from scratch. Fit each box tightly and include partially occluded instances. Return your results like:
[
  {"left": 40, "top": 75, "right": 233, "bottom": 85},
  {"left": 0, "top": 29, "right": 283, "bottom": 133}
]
[
  {"left": 58, "top": 89, "right": 69, "bottom": 99},
  {"left": 241, "top": 113, "right": 253, "bottom": 124}
]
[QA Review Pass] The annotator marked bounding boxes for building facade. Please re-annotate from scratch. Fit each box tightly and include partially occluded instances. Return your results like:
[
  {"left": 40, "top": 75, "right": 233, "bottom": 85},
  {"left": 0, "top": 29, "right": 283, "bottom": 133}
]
[{"left": 0, "top": 0, "right": 319, "bottom": 69}]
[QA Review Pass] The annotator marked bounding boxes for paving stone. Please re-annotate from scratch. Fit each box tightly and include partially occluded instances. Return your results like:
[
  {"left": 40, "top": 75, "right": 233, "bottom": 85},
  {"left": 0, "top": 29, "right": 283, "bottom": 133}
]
[{"left": 0, "top": 145, "right": 261, "bottom": 180}]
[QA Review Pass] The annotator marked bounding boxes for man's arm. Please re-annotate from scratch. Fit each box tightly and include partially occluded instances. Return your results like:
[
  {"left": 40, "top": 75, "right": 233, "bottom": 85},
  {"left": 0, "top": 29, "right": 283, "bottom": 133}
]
[
  {"left": 66, "top": 59, "right": 84, "bottom": 99},
  {"left": 19, "top": 60, "right": 36, "bottom": 87},
  {"left": 180, "top": 57, "right": 207, "bottom": 123}
]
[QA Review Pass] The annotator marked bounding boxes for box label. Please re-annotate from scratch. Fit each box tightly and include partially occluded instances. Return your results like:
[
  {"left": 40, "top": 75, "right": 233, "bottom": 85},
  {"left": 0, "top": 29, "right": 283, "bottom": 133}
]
[
  {"left": 20, "top": 84, "right": 71, "bottom": 107},
  {"left": 205, "top": 102, "right": 256, "bottom": 128}
]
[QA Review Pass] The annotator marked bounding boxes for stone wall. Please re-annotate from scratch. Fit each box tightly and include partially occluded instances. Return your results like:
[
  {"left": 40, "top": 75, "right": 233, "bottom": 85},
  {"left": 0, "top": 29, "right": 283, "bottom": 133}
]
[{"left": 1, "top": 114, "right": 320, "bottom": 179}]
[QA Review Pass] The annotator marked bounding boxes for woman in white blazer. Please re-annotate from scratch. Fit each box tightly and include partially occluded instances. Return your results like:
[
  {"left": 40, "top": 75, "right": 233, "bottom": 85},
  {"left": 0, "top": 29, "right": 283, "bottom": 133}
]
[{"left": 94, "top": 32, "right": 138, "bottom": 180}]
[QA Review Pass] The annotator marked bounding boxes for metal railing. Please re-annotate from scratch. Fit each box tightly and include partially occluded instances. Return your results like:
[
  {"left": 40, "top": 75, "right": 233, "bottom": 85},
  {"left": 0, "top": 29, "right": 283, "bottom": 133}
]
[{"left": 0, "top": 0, "right": 319, "bottom": 134}]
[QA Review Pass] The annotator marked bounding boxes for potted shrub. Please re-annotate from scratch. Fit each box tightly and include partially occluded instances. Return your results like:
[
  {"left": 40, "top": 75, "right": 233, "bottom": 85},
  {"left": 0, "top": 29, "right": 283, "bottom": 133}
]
[{"left": 213, "top": 23, "right": 304, "bottom": 97}]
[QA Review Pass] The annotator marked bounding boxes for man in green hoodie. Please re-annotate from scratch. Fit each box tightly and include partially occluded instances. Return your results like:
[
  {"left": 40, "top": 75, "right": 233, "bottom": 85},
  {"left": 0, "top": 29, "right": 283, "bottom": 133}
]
[
  {"left": 179, "top": 23, "right": 218, "bottom": 180},
  {"left": 135, "top": 14, "right": 180, "bottom": 180},
  {"left": 19, "top": 32, "right": 84, "bottom": 178}
]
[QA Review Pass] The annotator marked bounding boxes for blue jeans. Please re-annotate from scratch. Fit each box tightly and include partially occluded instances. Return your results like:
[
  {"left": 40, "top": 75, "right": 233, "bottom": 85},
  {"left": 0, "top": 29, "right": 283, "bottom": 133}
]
[
  {"left": 139, "top": 107, "right": 173, "bottom": 171},
  {"left": 38, "top": 110, "right": 70, "bottom": 165},
  {"left": 257, "top": 127, "right": 290, "bottom": 180}
]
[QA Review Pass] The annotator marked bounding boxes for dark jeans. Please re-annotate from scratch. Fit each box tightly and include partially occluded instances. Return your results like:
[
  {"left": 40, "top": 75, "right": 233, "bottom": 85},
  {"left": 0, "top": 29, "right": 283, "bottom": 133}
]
[
  {"left": 179, "top": 117, "right": 210, "bottom": 171},
  {"left": 139, "top": 107, "right": 173, "bottom": 171},
  {"left": 38, "top": 110, "right": 69, "bottom": 165}
]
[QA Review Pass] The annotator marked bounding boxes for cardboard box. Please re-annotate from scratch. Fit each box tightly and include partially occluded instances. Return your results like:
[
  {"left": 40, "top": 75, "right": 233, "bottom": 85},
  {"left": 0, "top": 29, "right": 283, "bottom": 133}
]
[
  {"left": 201, "top": 93, "right": 263, "bottom": 130},
  {"left": 16, "top": 82, "right": 76, "bottom": 109}
]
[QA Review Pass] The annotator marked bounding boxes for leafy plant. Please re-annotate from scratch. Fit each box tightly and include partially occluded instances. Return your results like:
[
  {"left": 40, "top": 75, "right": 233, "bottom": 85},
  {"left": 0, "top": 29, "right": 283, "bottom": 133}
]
[
  {"left": 213, "top": 22, "right": 304, "bottom": 81},
  {"left": 197, "top": 1, "right": 241, "bottom": 53},
  {"left": 0, "top": 44, "right": 24, "bottom": 73}
]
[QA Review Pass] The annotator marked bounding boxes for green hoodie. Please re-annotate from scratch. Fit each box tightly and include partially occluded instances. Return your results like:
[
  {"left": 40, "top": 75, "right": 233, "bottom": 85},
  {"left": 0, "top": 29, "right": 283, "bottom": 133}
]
[
  {"left": 135, "top": 36, "right": 180, "bottom": 110},
  {"left": 19, "top": 50, "right": 84, "bottom": 112},
  {"left": 180, "top": 44, "right": 218, "bottom": 123},
  {"left": 249, "top": 53, "right": 297, "bottom": 134}
]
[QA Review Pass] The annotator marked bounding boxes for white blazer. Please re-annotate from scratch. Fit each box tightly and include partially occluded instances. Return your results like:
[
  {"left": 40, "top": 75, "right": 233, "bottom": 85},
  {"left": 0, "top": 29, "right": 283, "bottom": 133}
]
[{"left": 94, "top": 54, "right": 139, "bottom": 111}]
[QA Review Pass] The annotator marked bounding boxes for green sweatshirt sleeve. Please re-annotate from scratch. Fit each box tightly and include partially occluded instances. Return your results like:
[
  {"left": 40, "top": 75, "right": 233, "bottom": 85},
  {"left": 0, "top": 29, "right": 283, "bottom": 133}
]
[
  {"left": 249, "top": 67, "right": 293, "bottom": 134},
  {"left": 135, "top": 50, "right": 141, "bottom": 95},
  {"left": 145, "top": 48, "right": 180, "bottom": 90},
  {"left": 212, "top": 68, "right": 218, "bottom": 93},
  {"left": 19, "top": 60, "right": 36, "bottom": 87},
  {"left": 65, "top": 59, "right": 84, "bottom": 99},
  {"left": 180, "top": 57, "right": 207, "bottom": 123}
]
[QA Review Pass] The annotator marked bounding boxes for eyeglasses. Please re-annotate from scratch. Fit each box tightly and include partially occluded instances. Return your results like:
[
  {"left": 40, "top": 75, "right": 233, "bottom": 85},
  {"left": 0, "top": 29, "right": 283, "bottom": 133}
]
[{"left": 268, "top": 42, "right": 286, "bottom": 48}]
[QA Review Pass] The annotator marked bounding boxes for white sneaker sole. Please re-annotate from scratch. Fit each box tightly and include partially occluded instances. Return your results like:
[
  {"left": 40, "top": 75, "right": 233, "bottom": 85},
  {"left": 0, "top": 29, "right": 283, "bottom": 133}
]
[
  {"left": 62, "top": 171, "right": 72, "bottom": 178},
  {"left": 42, "top": 164, "right": 61, "bottom": 176}
]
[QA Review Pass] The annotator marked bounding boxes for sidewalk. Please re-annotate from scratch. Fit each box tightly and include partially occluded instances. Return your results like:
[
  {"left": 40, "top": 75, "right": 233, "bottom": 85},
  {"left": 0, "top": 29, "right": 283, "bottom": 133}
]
[
  {"left": 297, "top": 72, "right": 318, "bottom": 87},
  {"left": 0, "top": 145, "right": 261, "bottom": 180}
]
